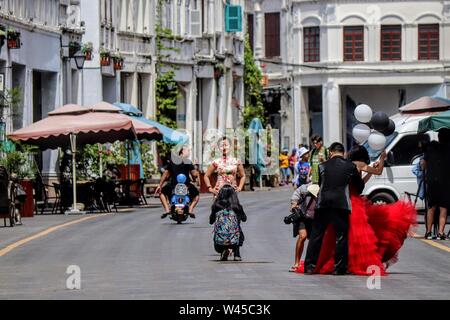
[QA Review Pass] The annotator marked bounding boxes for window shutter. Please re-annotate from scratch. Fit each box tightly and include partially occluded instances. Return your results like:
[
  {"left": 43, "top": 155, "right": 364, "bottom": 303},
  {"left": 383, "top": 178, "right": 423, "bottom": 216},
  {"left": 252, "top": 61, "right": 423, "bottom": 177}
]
[
  {"left": 265, "top": 12, "right": 280, "bottom": 57},
  {"left": 190, "top": 9, "right": 202, "bottom": 37},
  {"left": 225, "top": 5, "right": 242, "bottom": 32}
]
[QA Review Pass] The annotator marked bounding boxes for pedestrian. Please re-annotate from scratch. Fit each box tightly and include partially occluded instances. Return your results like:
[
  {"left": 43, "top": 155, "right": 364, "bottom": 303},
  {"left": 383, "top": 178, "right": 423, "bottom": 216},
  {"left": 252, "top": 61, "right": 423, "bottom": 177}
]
[
  {"left": 423, "top": 128, "right": 450, "bottom": 240},
  {"left": 304, "top": 142, "right": 364, "bottom": 275},
  {"left": 204, "top": 136, "right": 246, "bottom": 196},
  {"left": 293, "top": 147, "right": 310, "bottom": 188},
  {"left": 155, "top": 146, "right": 200, "bottom": 219},
  {"left": 279, "top": 149, "right": 290, "bottom": 185},
  {"left": 210, "top": 184, "right": 247, "bottom": 261},
  {"left": 288, "top": 149, "right": 297, "bottom": 185},
  {"left": 288, "top": 183, "right": 319, "bottom": 272},
  {"left": 309, "top": 135, "right": 329, "bottom": 184}
]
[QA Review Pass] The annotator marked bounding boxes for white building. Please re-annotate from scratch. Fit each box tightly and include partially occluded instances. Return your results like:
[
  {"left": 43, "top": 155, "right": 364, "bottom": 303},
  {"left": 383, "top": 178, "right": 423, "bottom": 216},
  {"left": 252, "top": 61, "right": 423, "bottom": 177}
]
[
  {"left": 80, "top": 0, "right": 246, "bottom": 166},
  {"left": 249, "top": 0, "right": 450, "bottom": 148},
  {"left": 0, "top": 0, "right": 84, "bottom": 176}
]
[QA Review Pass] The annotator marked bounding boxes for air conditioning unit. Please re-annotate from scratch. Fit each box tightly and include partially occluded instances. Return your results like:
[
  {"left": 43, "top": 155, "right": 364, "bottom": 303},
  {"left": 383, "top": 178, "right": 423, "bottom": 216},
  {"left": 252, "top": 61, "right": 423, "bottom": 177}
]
[{"left": 190, "top": 9, "right": 202, "bottom": 37}]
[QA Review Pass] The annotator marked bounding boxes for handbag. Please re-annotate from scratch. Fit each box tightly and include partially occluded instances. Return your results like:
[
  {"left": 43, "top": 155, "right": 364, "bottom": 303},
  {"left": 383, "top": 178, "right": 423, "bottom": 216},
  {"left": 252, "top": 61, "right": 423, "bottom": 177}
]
[{"left": 15, "top": 184, "right": 27, "bottom": 203}]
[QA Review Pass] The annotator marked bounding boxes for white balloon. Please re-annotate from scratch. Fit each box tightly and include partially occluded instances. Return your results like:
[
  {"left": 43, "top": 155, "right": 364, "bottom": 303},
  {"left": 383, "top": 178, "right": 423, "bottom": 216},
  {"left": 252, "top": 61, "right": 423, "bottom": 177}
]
[
  {"left": 352, "top": 124, "right": 371, "bottom": 144},
  {"left": 368, "top": 132, "right": 386, "bottom": 151},
  {"left": 354, "top": 104, "right": 373, "bottom": 123}
]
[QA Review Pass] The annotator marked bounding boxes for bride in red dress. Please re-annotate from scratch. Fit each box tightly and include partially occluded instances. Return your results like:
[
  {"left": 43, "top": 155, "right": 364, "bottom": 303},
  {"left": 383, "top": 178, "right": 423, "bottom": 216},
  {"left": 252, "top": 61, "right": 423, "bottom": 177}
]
[{"left": 297, "top": 145, "right": 417, "bottom": 276}]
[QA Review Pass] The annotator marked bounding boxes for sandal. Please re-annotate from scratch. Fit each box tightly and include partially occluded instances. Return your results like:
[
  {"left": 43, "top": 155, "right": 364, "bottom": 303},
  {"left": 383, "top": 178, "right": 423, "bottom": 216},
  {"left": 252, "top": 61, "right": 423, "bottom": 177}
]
[
  {"left": 289, "top": 265, "right": 298, "bottom": 272},
  {"left": 161, "top": 212, "right": 169, "bottom": 219}
]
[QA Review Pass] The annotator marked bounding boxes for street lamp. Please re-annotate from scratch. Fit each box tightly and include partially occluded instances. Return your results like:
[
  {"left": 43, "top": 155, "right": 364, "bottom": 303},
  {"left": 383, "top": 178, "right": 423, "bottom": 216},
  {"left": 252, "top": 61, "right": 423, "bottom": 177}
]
[
  {"left": 72, "top": 52, "right": 86, "bottom": 106},
  {"left": 64, "top": 52, "right": 87, "bottom": 215},
  {"left": 73, "top": 53, "right": 86, "bottom": 70}
]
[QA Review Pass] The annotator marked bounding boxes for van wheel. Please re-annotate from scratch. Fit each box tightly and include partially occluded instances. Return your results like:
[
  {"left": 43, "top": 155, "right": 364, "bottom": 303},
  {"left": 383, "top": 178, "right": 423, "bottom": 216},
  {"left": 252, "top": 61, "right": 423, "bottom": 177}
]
[{"left": 370, "top": 192, "right": 396, "bottom": 205}]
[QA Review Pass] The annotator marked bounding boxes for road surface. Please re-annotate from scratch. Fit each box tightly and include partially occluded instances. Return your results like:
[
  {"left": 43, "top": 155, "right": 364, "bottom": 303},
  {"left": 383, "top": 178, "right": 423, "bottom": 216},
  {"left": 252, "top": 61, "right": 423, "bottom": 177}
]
[{"left": 0, "top": 188, "right": 449, "bottom": 299}]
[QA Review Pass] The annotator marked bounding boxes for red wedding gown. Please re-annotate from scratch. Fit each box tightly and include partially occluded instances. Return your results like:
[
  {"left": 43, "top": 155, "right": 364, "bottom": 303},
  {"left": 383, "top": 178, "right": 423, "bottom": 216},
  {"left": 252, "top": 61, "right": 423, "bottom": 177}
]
[{"left": 296, "top": 194, "right": 417, "bottom": 276}]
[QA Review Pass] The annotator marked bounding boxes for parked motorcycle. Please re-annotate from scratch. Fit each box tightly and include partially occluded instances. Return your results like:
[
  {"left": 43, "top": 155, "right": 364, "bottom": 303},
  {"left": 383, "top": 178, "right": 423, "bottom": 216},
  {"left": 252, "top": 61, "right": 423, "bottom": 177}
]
[{"left": 170, "top": 174, "right": 191, "bottom": 224}]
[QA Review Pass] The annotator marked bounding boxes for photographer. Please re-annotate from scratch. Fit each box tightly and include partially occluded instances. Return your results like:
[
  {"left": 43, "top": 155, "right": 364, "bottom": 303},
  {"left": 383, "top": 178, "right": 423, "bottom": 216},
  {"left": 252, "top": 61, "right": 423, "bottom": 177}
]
[{"left": 286, "top": 184, "right": 319, "bottom": 272}]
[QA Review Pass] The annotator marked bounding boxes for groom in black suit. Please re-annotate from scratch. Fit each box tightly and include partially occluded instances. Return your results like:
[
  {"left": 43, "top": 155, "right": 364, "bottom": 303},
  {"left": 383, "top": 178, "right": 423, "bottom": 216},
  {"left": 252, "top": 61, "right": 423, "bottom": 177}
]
[{"left": 304, "top": 142, "right": 365, "bottom": 275}]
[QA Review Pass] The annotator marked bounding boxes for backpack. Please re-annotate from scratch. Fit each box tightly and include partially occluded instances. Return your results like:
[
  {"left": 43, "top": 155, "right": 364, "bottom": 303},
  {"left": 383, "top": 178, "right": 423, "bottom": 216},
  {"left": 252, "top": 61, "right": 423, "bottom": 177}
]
[{"left": 213, "top": 209, "right": 240, "bottom": 246}]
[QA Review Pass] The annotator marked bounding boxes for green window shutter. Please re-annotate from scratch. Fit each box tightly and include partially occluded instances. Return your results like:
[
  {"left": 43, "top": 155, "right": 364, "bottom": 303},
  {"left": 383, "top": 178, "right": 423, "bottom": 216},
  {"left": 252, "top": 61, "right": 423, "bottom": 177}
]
[{"left": 225, "top": 5, "right": 242, "bottom": 32}]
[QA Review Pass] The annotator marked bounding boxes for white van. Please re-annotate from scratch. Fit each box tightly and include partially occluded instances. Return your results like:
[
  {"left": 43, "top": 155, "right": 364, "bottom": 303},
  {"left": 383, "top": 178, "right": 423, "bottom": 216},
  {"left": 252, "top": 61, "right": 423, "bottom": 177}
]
[{"left": 362, "top": 112, "right": 438, "bottom": 209}]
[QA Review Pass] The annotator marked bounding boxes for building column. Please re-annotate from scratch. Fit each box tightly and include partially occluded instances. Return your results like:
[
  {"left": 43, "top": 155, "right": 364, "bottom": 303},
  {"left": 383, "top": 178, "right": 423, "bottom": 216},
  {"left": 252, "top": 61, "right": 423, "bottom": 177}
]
[
  {"left": 206, "top": 78, "right": 217, "bottom": 130},
  {"left": 130, "top": 72, "right": 139, "bottom": 107},
  {"left": 185, "top": 79, "right": 198, "bottom": 156},
  {"left": 225, "top": 70, "right": 233, "bottom": 129},
  {"left": 322, "top": 80, "right": 342, "bottom": 146},
  {"left": 217, "top": 74, "right": 227, "bottom": 134},
  {"left": 253, "top": 0, "right": 264, "bottom": 63},
  {"left": 293, "top": 83, "right": 302, "bottom": 147}
]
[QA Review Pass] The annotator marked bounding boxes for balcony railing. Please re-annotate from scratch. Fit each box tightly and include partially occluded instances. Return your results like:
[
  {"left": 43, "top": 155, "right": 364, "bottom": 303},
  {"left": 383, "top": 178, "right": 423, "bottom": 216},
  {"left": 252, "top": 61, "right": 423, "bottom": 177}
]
[{"left": 160, "top": 38, "right": 194, "bottom": 63}]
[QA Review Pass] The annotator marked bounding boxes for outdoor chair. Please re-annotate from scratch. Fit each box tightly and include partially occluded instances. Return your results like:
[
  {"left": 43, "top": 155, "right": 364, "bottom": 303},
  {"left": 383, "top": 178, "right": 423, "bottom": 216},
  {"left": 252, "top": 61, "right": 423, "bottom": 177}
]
[
  {"left": 126, "top": 179, "right": 147, "bottom": 206},
  {"left": 33, "top": 174, "right": 60, "bottom": 215},
  {"left": 95, "top": 178, "right": 118, "bottom": 212}
]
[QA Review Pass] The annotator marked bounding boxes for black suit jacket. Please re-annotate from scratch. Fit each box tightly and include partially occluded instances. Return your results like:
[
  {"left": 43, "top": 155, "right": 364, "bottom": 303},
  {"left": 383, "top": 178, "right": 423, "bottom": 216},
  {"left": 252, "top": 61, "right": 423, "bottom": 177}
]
[{"left": 316, "top": 156, "right": 364, "bottom": 212}]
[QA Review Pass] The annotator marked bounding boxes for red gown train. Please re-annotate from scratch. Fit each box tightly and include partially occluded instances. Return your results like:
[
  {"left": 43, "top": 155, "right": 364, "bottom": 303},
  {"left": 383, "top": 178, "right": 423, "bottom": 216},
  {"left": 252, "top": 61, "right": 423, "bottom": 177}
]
[{"left": 296, "top": 194, "right": 417, "bottom": 276}]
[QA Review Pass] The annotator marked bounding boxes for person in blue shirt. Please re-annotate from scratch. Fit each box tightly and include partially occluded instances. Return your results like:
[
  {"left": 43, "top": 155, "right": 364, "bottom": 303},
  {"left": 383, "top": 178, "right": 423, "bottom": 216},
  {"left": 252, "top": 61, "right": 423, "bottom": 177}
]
[{"left": 294, "top": 147, "right": 311, "bottom": 188}]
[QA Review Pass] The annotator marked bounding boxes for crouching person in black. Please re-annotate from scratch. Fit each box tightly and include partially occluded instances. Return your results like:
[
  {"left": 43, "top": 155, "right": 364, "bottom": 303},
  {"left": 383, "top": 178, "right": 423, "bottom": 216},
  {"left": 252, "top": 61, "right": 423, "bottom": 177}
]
[
  {"left": 210, "top": 185, "right": 247, "bottom": 261},
  {"left": 286, "top": 184, "right": 319, "bottom": 272}
]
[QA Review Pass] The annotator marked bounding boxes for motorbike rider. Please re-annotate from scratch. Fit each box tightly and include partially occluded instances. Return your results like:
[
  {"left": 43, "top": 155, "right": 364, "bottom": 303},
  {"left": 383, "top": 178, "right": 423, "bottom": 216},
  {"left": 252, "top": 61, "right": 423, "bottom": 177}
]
[{"left": 155, "top": 146, "right": 200, "bottom": 219}]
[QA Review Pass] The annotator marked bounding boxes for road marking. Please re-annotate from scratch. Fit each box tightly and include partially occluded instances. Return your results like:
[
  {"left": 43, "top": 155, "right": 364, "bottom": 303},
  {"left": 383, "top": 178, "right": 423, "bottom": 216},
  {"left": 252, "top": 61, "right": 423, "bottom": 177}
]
[
  {"left": 412, "top": 233, "right": 450, "bottom": 253},
  {"left": 0, "top": 214, "right": 109, "bottom": 257}
]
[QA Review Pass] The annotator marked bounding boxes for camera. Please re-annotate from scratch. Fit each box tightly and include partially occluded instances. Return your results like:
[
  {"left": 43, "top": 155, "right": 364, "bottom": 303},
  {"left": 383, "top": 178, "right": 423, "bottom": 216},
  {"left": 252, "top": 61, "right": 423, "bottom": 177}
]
[{"left": 283, "top": 207, "right": 304, "bottom": 224}]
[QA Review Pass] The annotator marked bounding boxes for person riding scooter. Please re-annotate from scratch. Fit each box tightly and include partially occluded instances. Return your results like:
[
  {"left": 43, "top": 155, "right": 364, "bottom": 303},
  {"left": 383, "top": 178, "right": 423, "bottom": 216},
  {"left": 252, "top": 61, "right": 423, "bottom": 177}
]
[{"left": 155, "top": 146, "right": 200, "bottom": 219}]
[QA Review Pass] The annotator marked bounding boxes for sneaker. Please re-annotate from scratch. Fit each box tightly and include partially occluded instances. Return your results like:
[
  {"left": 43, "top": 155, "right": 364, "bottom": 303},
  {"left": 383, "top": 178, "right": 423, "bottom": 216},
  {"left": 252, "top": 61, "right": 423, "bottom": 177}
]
[
  {"left": 220, "top": 249, "right": 230, "bottom": 261},
  {"left": 425, "top": 232, "right": 433, "bottom": 240},
  {"left": 161, "top": 212, "right": 169, "bottom": 219},
  {"left": 189, "top": 213, "right": 196, "bottom": 219},
  {"left": 234, "top": 248, "right": 242, "bottom": 261},
  {"left": 437, "top": 233, "right": 447, "bottom": 240}
]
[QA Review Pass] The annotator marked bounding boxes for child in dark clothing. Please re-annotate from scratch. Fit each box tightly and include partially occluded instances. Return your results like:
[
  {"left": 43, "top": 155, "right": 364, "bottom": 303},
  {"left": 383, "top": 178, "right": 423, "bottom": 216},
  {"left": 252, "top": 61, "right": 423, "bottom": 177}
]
[{"left": 209, "top": 184, "right": 247, "bottom": 261}]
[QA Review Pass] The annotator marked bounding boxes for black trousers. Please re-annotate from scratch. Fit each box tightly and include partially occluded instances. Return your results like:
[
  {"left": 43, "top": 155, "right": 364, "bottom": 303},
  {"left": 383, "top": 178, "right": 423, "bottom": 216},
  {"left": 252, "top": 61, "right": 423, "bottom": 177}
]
[
  {"left": 214, "top": 230, "right": 244, "bottom": 253},
  {"left": 304, "top": 208, "right": 349, "bottom": 273}
]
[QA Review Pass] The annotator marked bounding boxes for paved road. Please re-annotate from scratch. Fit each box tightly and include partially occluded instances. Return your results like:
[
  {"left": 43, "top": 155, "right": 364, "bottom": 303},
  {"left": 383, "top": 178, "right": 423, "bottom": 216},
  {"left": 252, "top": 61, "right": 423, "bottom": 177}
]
[{"left": 0, "top": 189, "right": 449, "bottom": 300}]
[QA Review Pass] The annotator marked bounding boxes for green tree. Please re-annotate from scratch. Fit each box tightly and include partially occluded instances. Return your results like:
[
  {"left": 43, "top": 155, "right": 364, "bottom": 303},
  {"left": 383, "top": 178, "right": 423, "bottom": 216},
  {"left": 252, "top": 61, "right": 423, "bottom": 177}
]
[{"left": 243, "top": 33, "right": 266, "bottom": 128}]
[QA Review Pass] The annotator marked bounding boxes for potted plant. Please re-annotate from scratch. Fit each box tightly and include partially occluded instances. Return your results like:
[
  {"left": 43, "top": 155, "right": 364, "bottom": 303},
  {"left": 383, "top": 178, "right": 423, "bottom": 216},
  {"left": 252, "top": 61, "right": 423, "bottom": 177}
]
[
  {"left": 0, "top": 144, "right": 38, "bottom": 217},
  {"left": 68, "top": 41, "right": 81, "bottom": 57},
  {"left": 81, "top": 42, "right": 93, "bottom": 61},
  {"left": 214, "top": 64, "right": 225, "bottom": 79},
  {"left": 99, "top": 47, "right": 111, "bottom": 66},
  {"left": 111, "top": 51, "right": 124, "bottom": 70},
  {"left": 6, "top": 27, "right": 20, "bottom": 49}
]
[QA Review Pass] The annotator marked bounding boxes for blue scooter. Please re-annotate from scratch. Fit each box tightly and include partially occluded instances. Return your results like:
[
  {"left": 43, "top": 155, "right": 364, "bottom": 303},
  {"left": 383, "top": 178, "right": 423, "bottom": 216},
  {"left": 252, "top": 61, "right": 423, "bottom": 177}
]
[{"left": 170, "top": 174, "right": 191, "bottom": 224}]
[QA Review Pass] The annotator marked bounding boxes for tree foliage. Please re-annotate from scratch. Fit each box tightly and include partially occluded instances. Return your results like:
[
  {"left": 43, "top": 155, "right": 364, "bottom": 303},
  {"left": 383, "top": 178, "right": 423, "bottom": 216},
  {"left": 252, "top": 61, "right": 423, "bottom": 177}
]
[{"left": 243, "top": 33, "right": 266, "bottom": 128}]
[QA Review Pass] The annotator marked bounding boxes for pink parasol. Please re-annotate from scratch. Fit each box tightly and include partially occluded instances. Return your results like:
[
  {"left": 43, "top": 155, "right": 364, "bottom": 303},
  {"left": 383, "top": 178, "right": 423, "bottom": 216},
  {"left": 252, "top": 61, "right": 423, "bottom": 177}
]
[
  {"left": 399, "top": 96, "right": 450, "bottom": 113},
  {"left": 9, "top": 105, "right": 137, "bottom": 150}
]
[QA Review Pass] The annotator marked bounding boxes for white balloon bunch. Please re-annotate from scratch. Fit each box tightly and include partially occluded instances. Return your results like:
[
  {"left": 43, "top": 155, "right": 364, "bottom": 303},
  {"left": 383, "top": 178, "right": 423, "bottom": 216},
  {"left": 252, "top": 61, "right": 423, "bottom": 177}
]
[{"left": 352, "top": 104, "right": 389, "bottom": 151}]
